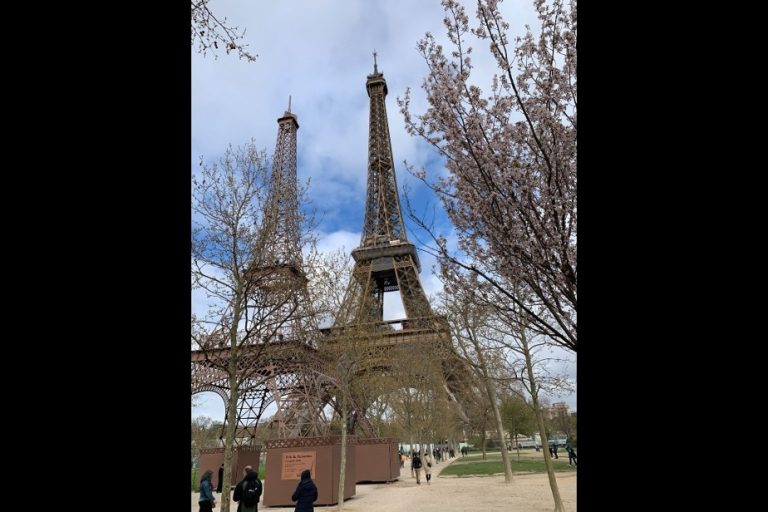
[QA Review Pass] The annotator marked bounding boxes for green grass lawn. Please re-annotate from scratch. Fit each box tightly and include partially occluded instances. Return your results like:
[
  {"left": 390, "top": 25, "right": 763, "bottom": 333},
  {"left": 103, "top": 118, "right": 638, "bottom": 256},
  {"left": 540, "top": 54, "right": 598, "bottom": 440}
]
[{"left": 440, "top": 452, "right": 575, "bottom": 477}]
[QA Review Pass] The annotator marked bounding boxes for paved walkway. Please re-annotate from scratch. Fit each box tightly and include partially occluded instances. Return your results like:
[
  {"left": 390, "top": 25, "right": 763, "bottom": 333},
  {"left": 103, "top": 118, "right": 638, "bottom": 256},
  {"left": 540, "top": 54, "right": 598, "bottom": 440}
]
[{"left": 191, "top": 455, "right": 576, "bottom": 511}]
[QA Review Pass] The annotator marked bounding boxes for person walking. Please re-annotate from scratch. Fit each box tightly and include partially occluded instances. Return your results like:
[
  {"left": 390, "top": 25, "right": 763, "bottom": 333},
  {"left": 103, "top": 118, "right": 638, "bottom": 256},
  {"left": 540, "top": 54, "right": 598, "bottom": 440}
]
[
  {"left": 233, "top": 466, "right": 263, "bottom": 512},
  {"left": 199, "top": 469, "right": 216, "bottom": 512},
  {"left": 566, "top": 443, "right": 577, "bottom": 467},
  {"left": 411, "top": 452, "right": 422, "bottom": 485},
  {"left": 422, "top": 452, "right": 433, "bottom": 485},
  {"left": 233, "top": 466, "right": 252, "bottom": 510},
  {"left": 291, "top": 469, "right": 318, "bottom": 512}
]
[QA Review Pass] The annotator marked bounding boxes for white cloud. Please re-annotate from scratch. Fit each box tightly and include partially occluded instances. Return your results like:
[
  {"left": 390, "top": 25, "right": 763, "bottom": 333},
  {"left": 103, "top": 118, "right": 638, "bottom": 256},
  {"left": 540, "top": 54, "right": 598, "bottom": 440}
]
[
  {"left": 317, "top": 230, "right": 361, "bottom": 255},
  {"left": 192, "top": 0, "right": 540, "bottom": 232},
  {"left": 192, "top": 0, "right": 573, "bottom": 407}
]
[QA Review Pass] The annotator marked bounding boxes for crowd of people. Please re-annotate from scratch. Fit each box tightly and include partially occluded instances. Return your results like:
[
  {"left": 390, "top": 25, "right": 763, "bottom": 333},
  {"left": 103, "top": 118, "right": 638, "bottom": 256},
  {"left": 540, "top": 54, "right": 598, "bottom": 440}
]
[{"left": 198, "top": 464, "right": 313, "bottom": 512}]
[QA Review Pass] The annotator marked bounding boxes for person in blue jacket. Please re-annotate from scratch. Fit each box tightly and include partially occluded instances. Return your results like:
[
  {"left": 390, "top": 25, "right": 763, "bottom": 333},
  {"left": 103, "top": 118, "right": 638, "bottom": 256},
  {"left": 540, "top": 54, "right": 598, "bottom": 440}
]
[{"left": 199, "top": 469, "right": 216, "bottom": 511}]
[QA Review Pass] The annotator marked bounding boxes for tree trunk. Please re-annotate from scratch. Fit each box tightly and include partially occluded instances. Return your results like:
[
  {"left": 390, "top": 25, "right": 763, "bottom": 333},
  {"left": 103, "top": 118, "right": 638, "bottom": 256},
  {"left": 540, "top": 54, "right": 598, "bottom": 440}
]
[
  {"left": 337, "top": 396, "right": 347, "bottom": 510},
  {"left": 522, "top": 329, "right": 565, "bottom": 512},
  {"left": 220, "top": 368, "right": 239, "bottom": 511},
  {"left": 481, "top": 424, "right": 487, "bottom": 460},
  {"left": 220, "top": 301, "right": 242, "bottom": 512},
  {"left": 474, "top": 342, "right": 513, "bottom": 483},
  {"left": 487, "top": 383, "right": 513, "bottom": 481}
]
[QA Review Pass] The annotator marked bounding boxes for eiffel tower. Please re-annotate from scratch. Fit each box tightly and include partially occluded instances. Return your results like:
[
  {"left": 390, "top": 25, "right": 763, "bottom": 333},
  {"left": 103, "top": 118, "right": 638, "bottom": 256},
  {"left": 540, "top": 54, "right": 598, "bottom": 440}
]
[
  {"left": 332, "top": 55, "right": 470, "bottom": 428},
  {"left": 249, "top": 99, "right": 316, "bottom": 345},
  {"left": 192, "top": 103, "right": 328, "bottom": 445},
  {"left": 248, "top": 101, "right": 330, "bottom": 438},
  {"left": 335, "top": 54, "right": 437, "bottom": 329}
]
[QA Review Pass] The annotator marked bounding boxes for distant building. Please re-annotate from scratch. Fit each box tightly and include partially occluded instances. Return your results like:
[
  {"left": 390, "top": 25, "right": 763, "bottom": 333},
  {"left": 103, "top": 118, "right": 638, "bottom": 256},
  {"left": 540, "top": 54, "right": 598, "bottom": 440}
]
[{"left": 544, "top": 402, "right": 571, "bottom": 420}]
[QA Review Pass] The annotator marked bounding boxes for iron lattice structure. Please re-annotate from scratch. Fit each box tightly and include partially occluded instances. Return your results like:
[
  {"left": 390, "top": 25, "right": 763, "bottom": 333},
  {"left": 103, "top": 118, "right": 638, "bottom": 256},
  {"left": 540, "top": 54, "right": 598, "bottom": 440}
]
[
  {"left": 191, "top": 64, "right": 473, "bottom": 449},
  {"left": 249, "top": 107, "right": 317, "bottom": 346},
  {"left": 334, "top": 63, "right": 435, "bottom": 328},
  {"left": 191, "top": 339, "right": 374, "bottom": 445},
  {"left": 191, "top": 107, "right": 344, "bottom": 446},
  {"left": 256, "top": 109, "right": 302, "bottom": 273},
  {"left": 329, "top": 60, "right": 471, "bottom": 422}
]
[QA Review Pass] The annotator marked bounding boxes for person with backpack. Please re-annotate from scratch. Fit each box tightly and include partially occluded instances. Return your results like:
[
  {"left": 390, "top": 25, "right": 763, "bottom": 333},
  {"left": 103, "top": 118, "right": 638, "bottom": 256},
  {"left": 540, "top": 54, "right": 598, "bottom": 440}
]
[
  {"left": 232, "top": 465, "right": 253, "bottom": 510},
  {"left": 291, "top": 469, "right": 318, "bottom": 512},
  {"left": 233, "top": 467, "right": 262, "bottom": 512},
  {"left": 198, "top": 469, "right": 216, "bottom": 512},
  {"left": 411, "top": 452, "right": 422, "bottom": 485}
]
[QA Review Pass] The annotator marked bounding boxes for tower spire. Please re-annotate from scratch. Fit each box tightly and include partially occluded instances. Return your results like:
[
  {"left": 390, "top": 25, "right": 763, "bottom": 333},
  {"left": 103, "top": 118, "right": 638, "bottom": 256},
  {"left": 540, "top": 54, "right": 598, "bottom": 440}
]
[
  {"left": 362, "top": 63, "right": 402, "bottom": 246},
  {"left": 373, "top": 49, "right": 378, "bottom": 74},
  {"left": 258, "top": 107, "right": 300, "bottom": 266}
]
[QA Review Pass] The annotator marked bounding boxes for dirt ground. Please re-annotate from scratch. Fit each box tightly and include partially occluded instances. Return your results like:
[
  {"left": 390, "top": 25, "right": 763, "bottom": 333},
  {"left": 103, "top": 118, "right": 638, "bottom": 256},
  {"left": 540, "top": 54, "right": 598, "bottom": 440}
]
[{"left": 192, "top": 455, "right": 576, "bottom": 512}]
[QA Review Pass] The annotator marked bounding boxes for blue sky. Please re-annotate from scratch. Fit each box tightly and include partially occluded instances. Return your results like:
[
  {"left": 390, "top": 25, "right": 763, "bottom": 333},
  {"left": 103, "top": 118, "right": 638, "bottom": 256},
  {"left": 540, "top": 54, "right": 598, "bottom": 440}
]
[{"left": 191, "top": 0, "right": 575, "bottom": 420}]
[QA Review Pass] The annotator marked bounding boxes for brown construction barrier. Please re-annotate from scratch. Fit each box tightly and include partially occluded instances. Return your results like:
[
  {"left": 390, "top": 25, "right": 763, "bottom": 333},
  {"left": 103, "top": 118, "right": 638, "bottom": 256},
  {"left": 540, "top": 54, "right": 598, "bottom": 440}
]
[
  {"left": 355, "top": 437, "right": 400, "bottom": 483},
  {"left": 198, "top": 446, "right": 261, "bottom": 492},
  {"left": 262, "top": 436, "right": 356, "bottom": 507}
]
